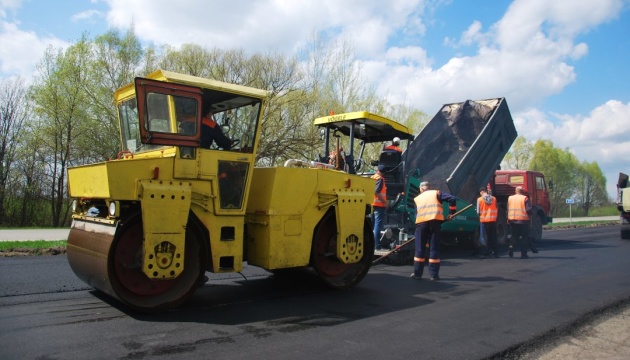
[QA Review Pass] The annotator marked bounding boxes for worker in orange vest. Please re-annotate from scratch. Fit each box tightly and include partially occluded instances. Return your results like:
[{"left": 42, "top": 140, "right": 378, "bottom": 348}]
[
  {"left": 477, "top": 187, "right": 499, "bottom": 258},
  {"left": 507, "top": 186, "right": 532, "bottom": 258},
  {"left": 383, "top": 137, "right": 402, "bottom": 153},
  {"left": 371, "top": 165, "right": 388, "bottom": 250},
  {"left": 201, "top": 107, "right": 232, "bottom": 149},
  {"left": 411, "top": 181, "right": 457, "bottom": 281}
]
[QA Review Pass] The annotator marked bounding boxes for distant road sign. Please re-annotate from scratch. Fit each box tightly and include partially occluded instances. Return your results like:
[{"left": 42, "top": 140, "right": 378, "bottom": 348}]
[{"left": 566, "top": 198, "right": 575, "bottom": 204}]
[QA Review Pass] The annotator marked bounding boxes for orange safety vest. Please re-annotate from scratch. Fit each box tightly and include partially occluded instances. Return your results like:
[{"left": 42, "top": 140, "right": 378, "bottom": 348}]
[
  {"left": 478, "top": 196, "right": 498, "bottom": 223},
  {"left": 371, "top": 173, "right": 387, "bottom": 208},
  {"left": 414, "top": 190, "right": 444, "bottom": 223},
  {"left": 507, "top": 194, "right": 530, "bottom": 221},
  {"left": 384, "top": 145, "right": 402, "bottom": 152},
  {"left": 202, "top": 116, "right": 218, "bottom": 128}
]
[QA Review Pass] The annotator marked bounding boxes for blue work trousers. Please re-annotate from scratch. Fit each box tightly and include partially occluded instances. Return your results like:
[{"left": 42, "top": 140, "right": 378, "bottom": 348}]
[
  {"left": 373, "top": 206, "right": 386, "bottom": 249},
  {"left": 413, "top": 220, "right": 443, "bottom": 278}
]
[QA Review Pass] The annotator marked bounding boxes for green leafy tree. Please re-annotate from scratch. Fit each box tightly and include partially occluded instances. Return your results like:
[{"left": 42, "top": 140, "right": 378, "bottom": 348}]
[
  {"left": 158, "top": 43, "right": 213, "bottom": 78},
  {"left": 529, "top": 139, "right": 579, "bottom": 216},
  {"left": 503, "top": 136, "right": 532, "bottom": 170},
  {"left": 576, "top": 161, "right": 608, "bottom": 215},
  {"left": 30, "top": 42, "right": 93, "bottom": 227},
  {"left": 87, "top": 29, "right": 143, "bottom": 160}
]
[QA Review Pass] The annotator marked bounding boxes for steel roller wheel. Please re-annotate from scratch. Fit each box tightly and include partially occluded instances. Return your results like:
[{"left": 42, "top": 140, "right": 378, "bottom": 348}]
[
  {"left": 310, "top": 210, "right": 373, "bottom": 289},
  {"left": 109, "top": 214, "right": 205, "bottom": 312}
]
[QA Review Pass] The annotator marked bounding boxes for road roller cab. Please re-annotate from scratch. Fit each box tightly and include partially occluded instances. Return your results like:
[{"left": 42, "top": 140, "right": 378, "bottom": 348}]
[{"left": 67, "top": 71, "right": 374, "bottom": 311}]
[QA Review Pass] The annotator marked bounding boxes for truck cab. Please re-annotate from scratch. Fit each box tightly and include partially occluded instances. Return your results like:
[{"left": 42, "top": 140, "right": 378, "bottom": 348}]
[{"left": 492, "top": 169, "right": 553, "bottom": 243}]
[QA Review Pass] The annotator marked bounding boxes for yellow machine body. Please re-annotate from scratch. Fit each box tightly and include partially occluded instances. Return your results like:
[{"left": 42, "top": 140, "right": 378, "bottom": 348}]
[
  {"left": 246, "top": 167, "right": 372, "bottom": 269},
  {"left": 66, "top": 70, "right": 375, "bottom": 311}
]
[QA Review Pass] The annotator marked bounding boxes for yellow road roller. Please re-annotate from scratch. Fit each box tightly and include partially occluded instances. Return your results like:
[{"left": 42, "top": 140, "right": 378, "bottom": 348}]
[{"left": 67, "top": 70, "right": 375, "bottom": 312}]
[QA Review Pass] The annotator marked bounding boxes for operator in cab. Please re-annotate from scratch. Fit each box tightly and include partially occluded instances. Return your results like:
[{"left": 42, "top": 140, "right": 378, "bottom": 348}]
[
  {"left": 383, "top": 137, "right": 402, "bottom": 153},
  {"left": 201, "top": 105, "right": 232, "bottom": 150}
]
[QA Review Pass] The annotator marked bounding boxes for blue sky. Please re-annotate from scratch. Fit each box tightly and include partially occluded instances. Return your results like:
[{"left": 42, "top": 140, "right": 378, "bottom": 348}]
[{"left": 1, "top": 0, "right": 629, "bottom": 198}]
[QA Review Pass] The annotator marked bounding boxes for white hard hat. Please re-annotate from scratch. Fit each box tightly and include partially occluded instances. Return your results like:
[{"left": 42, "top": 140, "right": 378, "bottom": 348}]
[{"left": 393, "top": 137, "right": 401, "bottom": 145}]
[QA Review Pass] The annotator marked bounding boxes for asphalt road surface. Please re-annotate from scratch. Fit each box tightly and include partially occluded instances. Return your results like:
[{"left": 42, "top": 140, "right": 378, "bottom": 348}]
[{"left": 0, "top": 225, "right": 629, "bottom": 360}]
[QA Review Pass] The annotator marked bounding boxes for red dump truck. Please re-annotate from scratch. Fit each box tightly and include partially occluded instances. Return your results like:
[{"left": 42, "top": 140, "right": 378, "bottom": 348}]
[{"left": 491, "top": 169, "right": 553, "bottom": 244}]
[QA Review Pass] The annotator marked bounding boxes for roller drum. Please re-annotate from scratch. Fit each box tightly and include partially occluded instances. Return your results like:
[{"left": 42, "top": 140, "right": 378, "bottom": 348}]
[
  {"left": 67, "top": 216, "right": 204, "bottom": 312},
  {"left": 67, "top": 220, "right": 117, "bottom": 299}
]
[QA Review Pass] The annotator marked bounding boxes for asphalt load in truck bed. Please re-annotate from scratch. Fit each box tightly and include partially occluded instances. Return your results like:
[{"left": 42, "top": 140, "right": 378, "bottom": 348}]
[{"left": 405, "top": 99, "right": 492, "bottom": 197}]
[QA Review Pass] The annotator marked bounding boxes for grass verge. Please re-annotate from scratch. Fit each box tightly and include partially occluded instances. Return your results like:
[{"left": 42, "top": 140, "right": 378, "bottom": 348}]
[
  {"left": 0, "top": 240, "right": 67, "bottom": 251},
  {"left": 0, "top": 240, "right": 67, "bottom": 253},
  {"left": 544, "top": 221, "right": 618, "bottom": 229}
]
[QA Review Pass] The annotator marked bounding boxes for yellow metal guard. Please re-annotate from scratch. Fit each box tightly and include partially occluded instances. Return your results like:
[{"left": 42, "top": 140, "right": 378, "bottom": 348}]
[
  {"left": 139, "top": 180, "right": 192, "bottom": 279},
  {"left": 333, "top": 189, "right": 368, "bottom": 263}
]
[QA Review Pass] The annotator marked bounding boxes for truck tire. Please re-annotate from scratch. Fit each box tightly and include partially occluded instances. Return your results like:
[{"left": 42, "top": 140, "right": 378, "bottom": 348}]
[
  {"left": 530, "top": 213, "right": 543, "bottom": 243},
  {"left": 496, "top": 211, "right": 508, "bottom": 245},
  {"left": 621, "top": 228, "right": 630, "bottom": 240}
]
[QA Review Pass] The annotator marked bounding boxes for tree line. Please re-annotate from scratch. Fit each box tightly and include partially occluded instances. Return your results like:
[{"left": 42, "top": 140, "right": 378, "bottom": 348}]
[
  {"left": 503, "top": 137, "right": 609, "bottom": 216},
  {"left": 0, "top": 28, "right": 609, "bottom": 227}
]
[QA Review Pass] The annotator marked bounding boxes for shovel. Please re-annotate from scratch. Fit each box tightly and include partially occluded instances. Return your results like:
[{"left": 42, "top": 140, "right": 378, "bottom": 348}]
[{"left": 372, "top": 203, "right": 474, "bottom": 265}]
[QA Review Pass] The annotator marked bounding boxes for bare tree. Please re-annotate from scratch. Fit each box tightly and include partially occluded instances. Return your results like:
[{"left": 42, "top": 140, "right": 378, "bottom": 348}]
[
  {"left": 13, "top": 126, "right": 48, "bottom": 226},
  {"left": 0, "top": 77, "right": 29, "bottom": 224}
]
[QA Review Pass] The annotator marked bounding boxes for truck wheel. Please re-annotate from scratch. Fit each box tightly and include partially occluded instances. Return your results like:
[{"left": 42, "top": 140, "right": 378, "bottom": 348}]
[
  {"left": 310, "top": 210, "right": 373, "bottom": 289},
  {"left": 496, "top": 212, "right": 508, "bottom": 245},
  {"left": 109, "top": 214, "right": 206, "bottom": 312},
  {"left": 530, "top": 214, "right": 543, "bottom": 243},
  {"left": 621, "top": 228, "right": 630, "bottom": 240}
]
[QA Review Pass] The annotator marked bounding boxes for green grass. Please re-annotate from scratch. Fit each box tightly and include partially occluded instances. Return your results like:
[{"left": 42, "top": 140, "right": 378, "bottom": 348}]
[
  {"left": 545, "top": 220, "right": 618, "bottom": 228},
  {"left": 0, "top": 227, "right": 70, "bottom": 230},
  {"left": 0, "top": 240, "right": 67, "bottom": 251},
  {"left": 554, "top": 205, "right": 619, "bottom": 217},
  {"left": 587, "top": 206, "right": 620, "bottom": 216}
]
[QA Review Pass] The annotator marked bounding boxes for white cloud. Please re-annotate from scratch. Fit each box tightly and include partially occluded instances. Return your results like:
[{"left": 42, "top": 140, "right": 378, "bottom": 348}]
[
  {"left": 0, "top": 21, "right": 68, "bottom": 77},
  {"left": 103, "top": 0, "right": 425, "bottom": 57},
  {"left": 71, "top": 9, "right": 103, "bottom": 23},
  {"left": 384, "top": 46, "right": 430, "bottom": 67},
  {"left": 495, "top": 0, "right": 624, "bottom": 46},
  {"left": 514, "top": 100, "right": 630, "bottom": 196},
  {"left": 0, "top": 0, "right": 22, "bottom": 19},
  {"left": 370, "top": 0, "right": 626, "bottom": 113}
]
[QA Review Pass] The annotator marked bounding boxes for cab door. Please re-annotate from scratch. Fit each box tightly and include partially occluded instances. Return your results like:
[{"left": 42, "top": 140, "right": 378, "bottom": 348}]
[
  {"left": 534, "top": 173, "right": 550, "bottom": 216},
  {"left": 135, "top": 77, "right": 204, "bottom": 147}
]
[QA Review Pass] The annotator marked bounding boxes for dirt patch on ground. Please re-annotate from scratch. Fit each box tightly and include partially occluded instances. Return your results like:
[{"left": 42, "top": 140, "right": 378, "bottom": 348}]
[{"left": 0, "top": 246, "right": 67, "bottom": 257}]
